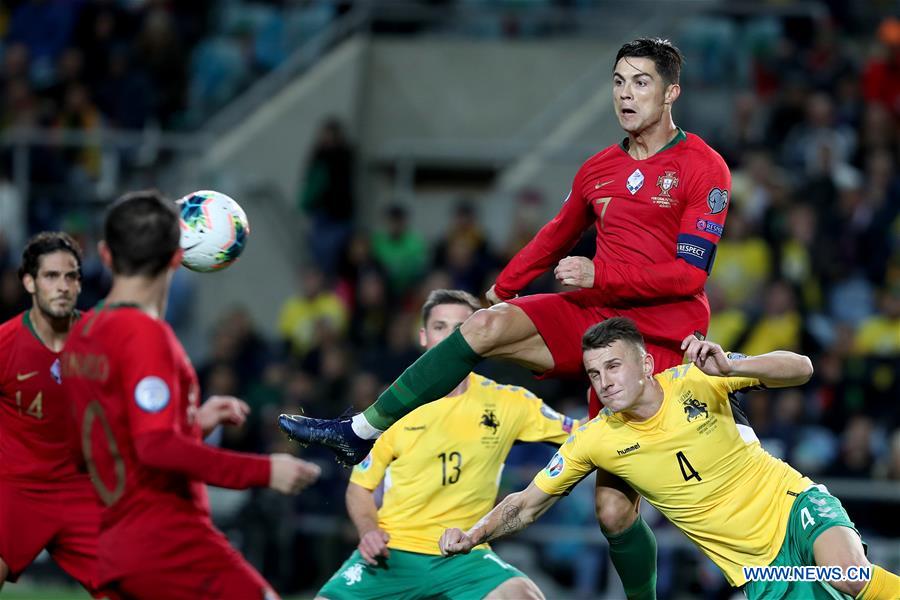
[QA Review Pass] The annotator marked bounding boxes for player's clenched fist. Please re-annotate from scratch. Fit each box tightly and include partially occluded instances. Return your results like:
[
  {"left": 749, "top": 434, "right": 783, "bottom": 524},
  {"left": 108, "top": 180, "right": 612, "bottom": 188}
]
[
  {"left": 358, "top": 529, "right": 390, "bottom": 565},
  {"left": 439, "top": 528, "right": 476, "bottom": 556},
  {"left": 554, "top": 256, "right": 595, "bottom": 288},
  {"left": 269, "top": 453, "right": 321, "bottom": 494}
]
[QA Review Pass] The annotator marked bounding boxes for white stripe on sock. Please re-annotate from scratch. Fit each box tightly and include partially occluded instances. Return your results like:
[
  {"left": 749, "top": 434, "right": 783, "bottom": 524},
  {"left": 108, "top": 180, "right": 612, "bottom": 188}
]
[{"left": 351, "top": 414, "right": 383, "bottom": 440}]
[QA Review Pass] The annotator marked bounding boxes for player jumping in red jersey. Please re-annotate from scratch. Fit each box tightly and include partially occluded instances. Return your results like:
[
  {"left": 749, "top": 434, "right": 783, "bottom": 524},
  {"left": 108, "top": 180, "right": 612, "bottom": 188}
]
[
  {"left": 0, "top": 232, "right": 103, "bottom": 594},
  {"left": 281, "top": 38, "right": 731, "bottom": 600},
  {"left": 63, "top": 191, "right": 322, "bottom": 600}
]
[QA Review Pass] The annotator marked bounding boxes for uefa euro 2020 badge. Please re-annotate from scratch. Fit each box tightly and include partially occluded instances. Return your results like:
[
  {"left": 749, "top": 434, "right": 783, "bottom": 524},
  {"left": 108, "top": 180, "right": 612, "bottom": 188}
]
[{"left": 626, "top": 169, "right": 644, "bottom": 195}]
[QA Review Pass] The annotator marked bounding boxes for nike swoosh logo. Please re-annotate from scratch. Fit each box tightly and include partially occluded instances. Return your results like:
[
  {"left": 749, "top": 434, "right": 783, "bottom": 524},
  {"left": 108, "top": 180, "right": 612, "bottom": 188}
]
[
  {"left": 16, "top": 371, "right": 38, "bottom": 381},
  {"left": 595, "top": 180, "right": 614, "bottom": 189}
]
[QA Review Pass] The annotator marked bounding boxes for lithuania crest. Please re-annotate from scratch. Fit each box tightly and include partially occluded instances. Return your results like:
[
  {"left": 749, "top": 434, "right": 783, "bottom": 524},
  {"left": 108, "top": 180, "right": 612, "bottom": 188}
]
[
  {"left": 480, "top": 409, "right": 500, "bottom": 434},
  {"left": 680, "top": 391, "right": 709, "bottom": 422}
]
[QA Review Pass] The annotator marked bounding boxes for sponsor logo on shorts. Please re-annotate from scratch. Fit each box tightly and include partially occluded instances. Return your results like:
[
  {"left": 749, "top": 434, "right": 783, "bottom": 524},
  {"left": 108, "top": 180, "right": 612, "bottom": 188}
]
[
  {"left": 134, "top": 376, "right": 170, "bottom": 413},
  {"left": 544, "top": 453, "right": 564, "bottom": 478},
  {"left": 342, "top": 563, "right": 364, "bottom": 586}
]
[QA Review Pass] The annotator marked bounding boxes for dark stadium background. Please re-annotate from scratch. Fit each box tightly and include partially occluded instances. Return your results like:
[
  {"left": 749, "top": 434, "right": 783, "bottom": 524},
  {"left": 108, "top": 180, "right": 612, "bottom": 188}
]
[{"left": 0, "top": 1, "right": 897, "bottom": 598}]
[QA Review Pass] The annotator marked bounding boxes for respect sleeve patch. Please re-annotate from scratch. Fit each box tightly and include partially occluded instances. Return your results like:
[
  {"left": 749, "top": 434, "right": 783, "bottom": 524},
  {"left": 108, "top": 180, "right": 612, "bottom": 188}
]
[{"left": 676, "top": 233, "right": 717, "bottom": 273}]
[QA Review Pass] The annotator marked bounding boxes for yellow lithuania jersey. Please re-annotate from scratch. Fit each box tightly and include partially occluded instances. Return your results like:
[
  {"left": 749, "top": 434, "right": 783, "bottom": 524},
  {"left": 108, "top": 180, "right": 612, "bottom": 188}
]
[
  {"left": 534, "top": 364, "right": 813, "bottom": 586},
  {"left": 351, "top": 373, "right": 576, "bottom": 555}
]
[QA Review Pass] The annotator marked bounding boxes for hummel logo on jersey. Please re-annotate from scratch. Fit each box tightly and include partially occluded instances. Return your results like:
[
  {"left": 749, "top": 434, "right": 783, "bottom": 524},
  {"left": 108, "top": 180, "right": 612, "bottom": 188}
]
[
  {"left": 595, "top": 179, "right": 614, "bottom": 189},
  {"left": 617, "top": 443, "right": 641, "bottom": 456},
  {"left": 16, "top": 371, "right": 38, "bottom": 381}
]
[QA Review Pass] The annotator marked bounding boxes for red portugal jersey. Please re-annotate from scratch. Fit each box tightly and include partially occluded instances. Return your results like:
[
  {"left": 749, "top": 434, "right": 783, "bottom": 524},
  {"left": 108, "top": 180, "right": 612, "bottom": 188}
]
[
  {"left": 62, "top": 304, "right": 269, "bottom": 581},
  {"left": 0, "top": 311, "right": 82, "bottom": 486},
  {"left": 495, "top": 129, "right": 730, "bottom": 334}
]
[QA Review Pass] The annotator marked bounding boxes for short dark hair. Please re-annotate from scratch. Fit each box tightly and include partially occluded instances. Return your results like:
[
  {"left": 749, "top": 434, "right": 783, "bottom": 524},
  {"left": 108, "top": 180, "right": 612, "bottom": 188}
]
[
  {"left": 615, "top": 37, "right": 683, "bottom": 86},
  {"left": 18, "top": 231, "right": 83, "bottom": 280},
  {"left": 104, "top": 190, "right": 180, "bottom": 277},
  {"left": 582, "top": 317, "right": 646, "bottom": 353},
  {"left": 421, "top": 289, "right": 480, "bottom": 326}
]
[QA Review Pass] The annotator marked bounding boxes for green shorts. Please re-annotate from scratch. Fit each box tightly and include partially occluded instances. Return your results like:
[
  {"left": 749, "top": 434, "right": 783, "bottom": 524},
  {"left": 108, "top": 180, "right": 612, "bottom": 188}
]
[
  {"left": 744, "top": 485, "right": 861, "bottom": 600},
  {"left": 318, "top": 547, "right": 527, "bottom": 600}
]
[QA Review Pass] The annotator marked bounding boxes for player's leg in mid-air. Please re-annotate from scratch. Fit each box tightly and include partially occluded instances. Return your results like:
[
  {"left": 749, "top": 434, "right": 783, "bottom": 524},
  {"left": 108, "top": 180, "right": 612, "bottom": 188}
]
[{"left": 279, "top": 300, "right": 548, "bottom": 465}]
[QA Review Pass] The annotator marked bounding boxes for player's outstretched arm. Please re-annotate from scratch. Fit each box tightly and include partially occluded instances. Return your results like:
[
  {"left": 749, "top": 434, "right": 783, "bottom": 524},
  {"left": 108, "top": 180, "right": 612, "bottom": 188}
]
[
  {"left": 680, "top": 335, "right": 813, "bottom": 388},
  {"left": 439, "top": 483, "right": 558, "bottom": 556},
  {"left": 346, "top": 482, "right": 390, "bottom": 565},
  {"left": 133, "top": 430, "right": 319, "bottom": 491}
]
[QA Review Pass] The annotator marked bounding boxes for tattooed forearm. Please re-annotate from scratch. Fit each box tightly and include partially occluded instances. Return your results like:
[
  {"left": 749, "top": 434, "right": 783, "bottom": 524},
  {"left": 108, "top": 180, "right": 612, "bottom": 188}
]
[
  {"left": 465, "top": 485, "right": 557, "bottom": 546},
  {"left": 499, "top": 504, "right": 522, "bottom": 535}
]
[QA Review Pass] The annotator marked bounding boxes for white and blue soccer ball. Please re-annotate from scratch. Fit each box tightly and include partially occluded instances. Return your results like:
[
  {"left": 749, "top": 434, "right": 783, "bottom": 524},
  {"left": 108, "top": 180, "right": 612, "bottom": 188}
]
[{"left": 177, "top": 190, "right": 250, "bottom": 272}]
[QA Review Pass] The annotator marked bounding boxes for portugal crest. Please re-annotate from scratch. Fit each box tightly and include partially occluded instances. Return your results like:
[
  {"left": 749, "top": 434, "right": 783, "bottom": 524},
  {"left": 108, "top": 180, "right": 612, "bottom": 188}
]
[{"left": 656, "top": 171, "right": 679, "bottom": 197}]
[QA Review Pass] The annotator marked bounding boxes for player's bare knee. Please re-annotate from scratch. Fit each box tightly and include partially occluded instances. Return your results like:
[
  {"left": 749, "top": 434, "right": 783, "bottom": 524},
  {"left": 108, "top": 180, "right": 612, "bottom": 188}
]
[
  {"left": 0, "top": 557, "right": 8, "bottom": 588},
  {"left": 461, "top": 308, "right": 509, "bottom": 353},
  {"left": 595, "top": 491, "right": 639, "bottom": 534},
  {"left": 484, "top": 576, "right": 545, "bottom": 600}
]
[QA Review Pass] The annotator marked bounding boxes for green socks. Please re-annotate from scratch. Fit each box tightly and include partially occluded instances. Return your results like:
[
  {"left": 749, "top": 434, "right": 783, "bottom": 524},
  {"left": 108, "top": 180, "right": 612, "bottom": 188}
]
[
  {"left": 362, "top": 329, "right": 482, "bottom": 431},
  {"left": 605, "top": 516, "right": 658, "bottom": 600}
]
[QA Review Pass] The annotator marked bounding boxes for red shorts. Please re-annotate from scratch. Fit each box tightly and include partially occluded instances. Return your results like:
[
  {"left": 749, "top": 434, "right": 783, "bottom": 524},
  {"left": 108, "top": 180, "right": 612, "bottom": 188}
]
[
  {"left": 0, "top": 477, "right": 101, "bottom": 594},
  {"left": 101, "top": 517, "right": 277, "bottom": 600},
  {"left": 508, "top": 289, "right": 701, "bottom": 379},
  {"left": 508, "top": 290, "right": 703, "bottom": 419}
]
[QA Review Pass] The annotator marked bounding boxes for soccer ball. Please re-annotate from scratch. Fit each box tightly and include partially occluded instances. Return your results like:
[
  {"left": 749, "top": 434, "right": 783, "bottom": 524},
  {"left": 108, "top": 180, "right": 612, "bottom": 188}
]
[{"left": 177, "top": 190, "right": 250, "bottom": 272}]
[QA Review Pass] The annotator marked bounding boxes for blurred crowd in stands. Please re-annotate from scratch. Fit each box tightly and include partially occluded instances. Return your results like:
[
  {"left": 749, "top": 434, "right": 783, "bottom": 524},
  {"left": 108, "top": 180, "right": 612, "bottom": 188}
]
[{"left": 0, "top": 2, "right": 898, "bottom": 597}]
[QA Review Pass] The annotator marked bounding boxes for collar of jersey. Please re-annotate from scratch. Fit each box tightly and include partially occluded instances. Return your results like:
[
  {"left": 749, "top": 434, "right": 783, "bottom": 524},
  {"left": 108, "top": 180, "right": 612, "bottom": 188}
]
[
  {"left": 22, "top": 308, "right": 81, "bottom": 348},
  {"left": 95, "top": 300, "right": 142, "bottom": 311},
  {"left": 618, "top": 127, "right": 686, "bottom": 158}
]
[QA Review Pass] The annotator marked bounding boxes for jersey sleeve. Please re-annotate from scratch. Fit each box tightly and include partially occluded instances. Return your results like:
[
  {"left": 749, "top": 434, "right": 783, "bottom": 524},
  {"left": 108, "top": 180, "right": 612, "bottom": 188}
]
[
  {"left": 120, "top": 316, "right": 271, "bottom": 489},
  {"left": 675, "top": 148, "right": 731, "bottom": 275},
  {"left": 349, "top": 430, "right": 394, "bottom": 490},
  {"left": 120, "top": 318, "right": 181, "bottom": 437},
  {"left": 532, "top": 426, "right": 596, "bottom": 496},
  {"left": 718, "top": 375, "right": 763, "bottom": 394},
  {"left": 494, "top": 166, "right": 593, "bottom": 299},
  {"left": 592, "top": 147, "right": 731, "bottom": 301},
  {"left": 512, "top": 389, "right": 579, "bottom": 445}
]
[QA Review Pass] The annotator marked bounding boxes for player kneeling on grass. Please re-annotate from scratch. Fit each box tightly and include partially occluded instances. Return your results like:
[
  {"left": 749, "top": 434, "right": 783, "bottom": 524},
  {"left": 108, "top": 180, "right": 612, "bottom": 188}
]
[
  {"left": 440, "top": 317, "right": 899, "bottom": 600},
  {"left": 63, "top": 191, "right": 321, "bottom": 600},
  {"left": 316, "top": 290, "right": 580, "bottom": 600}
]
